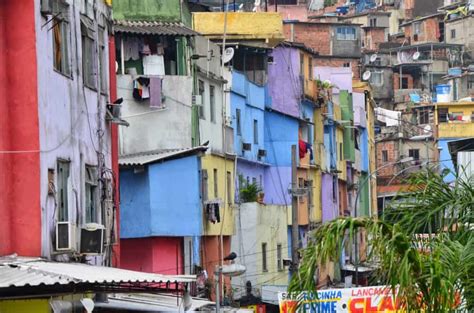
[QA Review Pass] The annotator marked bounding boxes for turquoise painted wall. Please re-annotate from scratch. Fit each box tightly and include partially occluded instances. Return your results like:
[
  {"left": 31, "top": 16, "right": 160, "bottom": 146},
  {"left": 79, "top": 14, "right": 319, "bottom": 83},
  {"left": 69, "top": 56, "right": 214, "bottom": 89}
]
[{"left": 113, "top": 0, "right": 182, "bottom": 22}]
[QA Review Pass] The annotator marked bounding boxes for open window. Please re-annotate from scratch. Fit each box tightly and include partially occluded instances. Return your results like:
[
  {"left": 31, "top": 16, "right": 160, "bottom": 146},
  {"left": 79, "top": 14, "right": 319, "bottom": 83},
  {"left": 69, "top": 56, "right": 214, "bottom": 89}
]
[
  {"left": 85, "top": 165, "right": 99, "bottom": 224},
  {"left": 81, "top": 15, "right": 97, "bottom": 89},
  {"left": 232, "top": 47, "right": 268, "bottom": 86},
  {"left": 52, "top": 0, "right": 71, "bottom": 76}
]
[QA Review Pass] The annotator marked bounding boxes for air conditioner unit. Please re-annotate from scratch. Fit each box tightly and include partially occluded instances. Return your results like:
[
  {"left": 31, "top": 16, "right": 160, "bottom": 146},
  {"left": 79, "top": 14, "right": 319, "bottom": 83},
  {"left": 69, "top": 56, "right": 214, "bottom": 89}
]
[
  {"left": 192, "top": 95, "right": 202, "bottom": 106},
  {"left": 80, "top": 223, "right": 105, "bottom": 255},
  {"left": 258, "top": 149, "right": 267, "bottom": 158},
  {"left": 56, "top": 221, "right": 75, "bottom": 251},
  {"left": 242, "top": 142, "right": 252, "bottom": 151},
  {"left": 41, "top": 0, "right": 53, "bottom": 15}
]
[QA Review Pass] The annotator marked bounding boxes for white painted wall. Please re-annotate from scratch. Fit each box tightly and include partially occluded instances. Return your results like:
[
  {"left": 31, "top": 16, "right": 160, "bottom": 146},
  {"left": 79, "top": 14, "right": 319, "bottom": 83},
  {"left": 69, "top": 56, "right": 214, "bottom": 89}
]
[
  {"left": 118, "top": 75, "right": 193, "bottom": 155},
  {"left": 231, "top": 203, "right": 289, "bottom": 299},
  {"left": 35, "top": 0, "right": 112, "bottom": 261}
]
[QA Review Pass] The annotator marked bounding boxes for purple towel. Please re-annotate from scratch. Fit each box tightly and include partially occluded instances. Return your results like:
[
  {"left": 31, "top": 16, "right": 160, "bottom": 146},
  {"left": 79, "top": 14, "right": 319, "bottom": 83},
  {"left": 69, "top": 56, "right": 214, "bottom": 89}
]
[{"left": 149, "top": 77, "right": 162, "bottom": 108}]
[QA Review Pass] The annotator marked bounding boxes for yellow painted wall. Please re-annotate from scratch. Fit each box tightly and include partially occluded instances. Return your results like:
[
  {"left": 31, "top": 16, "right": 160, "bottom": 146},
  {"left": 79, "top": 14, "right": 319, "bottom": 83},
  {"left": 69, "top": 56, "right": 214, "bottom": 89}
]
[
  {"left": 313, "top": 107, "right": 326, "bottom": 170},
  {"left": 201, "top": 154, "right": 235, "bottom": 236},
  {"left": 0, "top": 299, "right": 49, "bottom": 313},
  {"left": 334, "top": 104, "right": 347, "bottom": 181},
  {"left": 300, "top": 51, "right": 317, "bottom": 101},
  {"left": 309, "top": 168, "right": 322, "bottom": 223},
  {"left": 256, "top": 204, "right": 289, "bottom": 287},
  {"left": 436, "top": 102, "right": 474, "bottom": 138},
  {"left": 192, "top": 12, "right": 284, "bottom": 45}
]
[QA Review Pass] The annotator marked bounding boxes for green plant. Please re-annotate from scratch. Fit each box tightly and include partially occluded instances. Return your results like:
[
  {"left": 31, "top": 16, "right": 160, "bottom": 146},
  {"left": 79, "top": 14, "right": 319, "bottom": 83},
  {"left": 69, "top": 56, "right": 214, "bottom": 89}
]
[
  {"left": 239, "top": 182, "right": 262, "bottom": 203},
  {"left": 289, "top": 170, "right": 474, "bottom": 312}
]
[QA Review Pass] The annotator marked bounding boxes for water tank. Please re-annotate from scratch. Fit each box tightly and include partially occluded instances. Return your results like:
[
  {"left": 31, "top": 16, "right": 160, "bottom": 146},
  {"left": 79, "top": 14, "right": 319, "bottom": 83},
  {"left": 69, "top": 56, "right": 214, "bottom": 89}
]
[{"left": 436, "top": 84, "right": 451, "bottom": 103}]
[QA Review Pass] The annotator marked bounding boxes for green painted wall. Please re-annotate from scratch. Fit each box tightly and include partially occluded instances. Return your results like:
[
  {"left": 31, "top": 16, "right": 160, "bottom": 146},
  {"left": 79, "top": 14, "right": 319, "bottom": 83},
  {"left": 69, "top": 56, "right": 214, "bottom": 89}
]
[
  {"left": 0, "top": 299, "right": 49, "bottom": 313},
  {"left": 340, "top": 90, "right": 355, "bottom": 162},
  {"left": 113, "top": 0, "right": 182, "bottom": 22},
  {"left": 359, "top": 172, "right": 370, "bottom": 217}
]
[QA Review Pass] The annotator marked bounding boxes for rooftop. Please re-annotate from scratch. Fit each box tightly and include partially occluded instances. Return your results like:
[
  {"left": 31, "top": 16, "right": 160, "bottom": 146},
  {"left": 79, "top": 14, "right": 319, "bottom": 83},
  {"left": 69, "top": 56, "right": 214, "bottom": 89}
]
[
  {"left": 119, "top": 146, "right": 208, "bottom": 166},
  {"left": 114, "top": 20, "right": 199, "bottom": 36}
]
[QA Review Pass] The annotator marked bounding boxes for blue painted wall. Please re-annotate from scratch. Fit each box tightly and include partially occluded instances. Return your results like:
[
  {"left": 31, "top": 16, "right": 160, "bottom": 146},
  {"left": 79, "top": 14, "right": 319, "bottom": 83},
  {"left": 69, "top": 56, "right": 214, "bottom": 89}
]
[
  {"left": 360, "top": 128, "right": 369, "bottom": 173},
  {"left": 120, "top": 155, "right": 202, "bottom": 238},
  {"left": 231, "top": 71, "right": 266, "bottom": 162},
  {"left": 438, "top": 138, "right": 458, "bottom": 182},
  {"left": 264, "top": 110, "right": 299, "bottom": 166}
]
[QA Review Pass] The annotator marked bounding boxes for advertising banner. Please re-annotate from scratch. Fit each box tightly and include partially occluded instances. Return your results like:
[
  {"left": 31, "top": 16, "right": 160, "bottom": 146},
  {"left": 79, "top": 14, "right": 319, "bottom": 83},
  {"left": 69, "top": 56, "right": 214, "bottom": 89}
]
[{"left": 278, "top": 286, "right": 401, "bottom": 313}]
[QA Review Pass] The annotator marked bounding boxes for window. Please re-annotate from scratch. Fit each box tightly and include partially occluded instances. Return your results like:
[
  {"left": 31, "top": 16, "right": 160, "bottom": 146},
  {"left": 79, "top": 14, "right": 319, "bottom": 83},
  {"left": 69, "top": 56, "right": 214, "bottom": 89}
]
[
  {"left": 213, "top": 169, "right": 218, "bottom": 198},
  {"left": 409, "top": 149, "right": 420, "bottom": 160},
  {"left": 259, "top": 175, "right": 263, "bottom": 188},
  {"left": 401, "top": 77, "right": 409, "bottom": 89},
  {"left": 277, "top": 244, "right": 283, "bottom": 271},
  {"left": 308, "top": 57, "right": 313, "bottom": 80},
  {"left": 339, "top": 143, "right": 343, "bottom": 161},
  {"left": 343, "top": 62, "right": 351, "bottom": 68},
  {"left": 438, "top": 108, "right": 449, "bottom": 123},
  {"left": 413, "top": 22, "right": 422, "bottom": 35},
  {"left": 198, "top": 80, "right": 205, "bottom": 119},
  {"left": 369, "top": 71, "right": 383, "bottom": 86},
  {"left": 336, "top": 27, "right": 356, "bottom": 40},
  {"left": 354, "top": 129, "right": 360, "bottom": 150},
  {"left": 382, "top": 150, "right": 388, "bottom": 162},
  {"left": 418, "top": 110, "right": 430, "bottom": 124},
  {"left": 98, "top": 27, "right": 107, "bottom": 94},
  {"left": 449, "top": 112, "right": 464, "bottom": 121},
  {"left": 81, "top": 16, "right": 97, "bottom": 89},
  {"left": 236, "top": 109, "right": 242, "bottom": 136},
  {"left": 468, "top": 76, "right": 474, "bottom": 90},
  {"left": 57, "top": 160, "right": 70, "bottom": 221},
  {"left": 300, "top": 53, "right": 304, "bottom": 77},
  {"left": 52, "top": 1, "right": 71, "bottom": 76},
  {"left": 451, "top": 29, "right": 456, "bottom": 39},
  {"left": 209, "top": 85, "right": 216, "bottom": 123},
  {"left": 85, "top": 165, "right": 99, "bottom": 223},
  {"left": 262, "top": 243, "right": 268, "bottom": 272},
  {"left": 227, "top": 171, "right": 232, "bottom": 205},
  {"left": 369, "top": 18, "right": 377, "bottom": 27},
  {"left": 201, "top": 169, "right": 208, "bottom": 201},
  {"left": 253, "top": 119, "right": 258, "bottom": 144}
]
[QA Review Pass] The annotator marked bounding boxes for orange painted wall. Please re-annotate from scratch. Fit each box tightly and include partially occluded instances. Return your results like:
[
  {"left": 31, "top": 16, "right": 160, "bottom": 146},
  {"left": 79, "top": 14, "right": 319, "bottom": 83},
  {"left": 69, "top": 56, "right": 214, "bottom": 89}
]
[{"left": 201, "top": 236, "right": 231, "bottom": 300}]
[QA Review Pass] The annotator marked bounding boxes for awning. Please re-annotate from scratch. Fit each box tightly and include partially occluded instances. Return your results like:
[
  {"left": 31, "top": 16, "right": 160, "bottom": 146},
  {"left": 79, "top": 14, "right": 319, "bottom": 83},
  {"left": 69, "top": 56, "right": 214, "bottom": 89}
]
[
  {"left": 119, "top": 146, "right": 208, "bottom": 167},
  {"left": 114, "top": 20, "right": 199, "bottom": 36},
  {"left": 0, "top": 257, "right": 195, "bottom": 299}
]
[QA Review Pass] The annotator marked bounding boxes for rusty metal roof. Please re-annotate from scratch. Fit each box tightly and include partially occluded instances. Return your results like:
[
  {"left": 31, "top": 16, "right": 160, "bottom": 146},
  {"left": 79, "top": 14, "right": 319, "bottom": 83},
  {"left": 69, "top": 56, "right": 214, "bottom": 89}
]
[
  {"left": 119, "top": 146, "right": 208, "bottom": 166},
  {"left": 114, "top": 20, "right": 199, "bottom": 36},
  {"left": 0, "top": 257, "right": 195, "bottom": 298}
]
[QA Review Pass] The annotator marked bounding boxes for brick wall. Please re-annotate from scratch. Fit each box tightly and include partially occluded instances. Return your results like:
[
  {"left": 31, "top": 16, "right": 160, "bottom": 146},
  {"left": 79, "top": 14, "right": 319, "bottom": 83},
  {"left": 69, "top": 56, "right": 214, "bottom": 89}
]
[
  {"left": 376, "top": 141, "right": 399, "bottom": 178},
  {"left": 393, "top": 73, "right": 414, "bottom": 90},
  {"left": 365, "top": 28, "right": 386, "bottom": 50},
  {"left": 283, "top": 23, "right": 332, "bottom": 55}
]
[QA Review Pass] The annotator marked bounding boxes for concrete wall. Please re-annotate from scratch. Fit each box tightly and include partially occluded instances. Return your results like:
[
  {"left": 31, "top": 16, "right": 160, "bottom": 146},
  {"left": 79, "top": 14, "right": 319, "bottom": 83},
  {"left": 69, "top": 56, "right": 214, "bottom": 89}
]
[
  {"left": 118, "top": 75, "right": 193, "bottom": 155},
  {"left": 236, "top": 160, "right": 266, "bottom": 202},
  {"left": 446, "top": 17, "right": 474, "bottom": 58},
  {"left": 331, "top": 25, "right": 362, "bottom": 58},
  {"left": 314, "top": 66, "right": 353, "bottom": 95},
  {"left": 321, "top": 173, "right": 339, "bottom": 222},
  {"left": 120, "top": 155, "right": 202, "bottom": 238},
  {"left": 231, "top": 203, "right": 289, "bottom": 298},
  {"left": 437, "top": 102, "right": 474, "bottom": 138},
  {"left": 268, "top": 47, "right": 300, "bottom": 118},
  {"left": 35, "top": 0, "right": 112, "bottom": 259}
]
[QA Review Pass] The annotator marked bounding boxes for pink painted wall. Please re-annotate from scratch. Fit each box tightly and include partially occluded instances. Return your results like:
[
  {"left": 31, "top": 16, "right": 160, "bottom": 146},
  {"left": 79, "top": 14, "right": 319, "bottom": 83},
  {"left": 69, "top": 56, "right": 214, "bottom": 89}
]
[{"left": 121, "top": 237, "right": 184, "bottom": 275}]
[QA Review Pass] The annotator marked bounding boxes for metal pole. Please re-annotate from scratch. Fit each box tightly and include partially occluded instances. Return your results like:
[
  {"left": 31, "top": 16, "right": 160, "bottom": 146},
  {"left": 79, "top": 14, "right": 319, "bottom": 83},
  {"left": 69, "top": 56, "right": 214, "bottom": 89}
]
[
  {"left": 215, "top": 266, "right": 221, "bottom": 313},
  {"left": 291, "top": 145, "right": 299, "bottom": 277}
]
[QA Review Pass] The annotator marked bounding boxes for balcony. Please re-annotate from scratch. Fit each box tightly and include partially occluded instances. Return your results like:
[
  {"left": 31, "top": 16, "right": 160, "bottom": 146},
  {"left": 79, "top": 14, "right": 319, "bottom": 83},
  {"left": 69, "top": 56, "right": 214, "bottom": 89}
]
[
  {"left": 438, "top": 121, "right": 474, "bottom": 138},
  {"left": 394, "top": 89, "right": 423, "bottom": 103}
]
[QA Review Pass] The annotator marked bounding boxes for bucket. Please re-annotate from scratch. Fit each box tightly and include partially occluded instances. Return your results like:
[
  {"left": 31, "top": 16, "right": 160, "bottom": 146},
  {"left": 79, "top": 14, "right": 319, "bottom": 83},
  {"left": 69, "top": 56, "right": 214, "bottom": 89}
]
[{"left": 436, "top": 84, "right": 451, "bottom": 103}]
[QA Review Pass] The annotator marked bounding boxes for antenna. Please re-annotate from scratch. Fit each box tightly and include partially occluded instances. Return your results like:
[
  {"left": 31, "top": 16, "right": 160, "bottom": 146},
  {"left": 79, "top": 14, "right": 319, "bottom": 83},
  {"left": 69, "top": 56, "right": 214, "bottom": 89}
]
[
  {"left": 413, "top": 51, "right": 420, "bottom": 61},
  {"left": 222, "top": 47, "right": 234, "bottom": 64},
  {"left": 369, "top": 54, "right": 378, "bottom": 63},
  {"left": 362, "top": 71, "right": 372, "bottom": 81}
]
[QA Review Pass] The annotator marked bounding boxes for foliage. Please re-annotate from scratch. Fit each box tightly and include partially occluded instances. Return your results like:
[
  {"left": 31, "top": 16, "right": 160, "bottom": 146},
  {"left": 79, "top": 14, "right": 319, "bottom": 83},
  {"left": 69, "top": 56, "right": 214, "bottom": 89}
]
[
  {"left": 289, "top": 170, "right": 474, "bottom": 312},
  {"left": 239, "top": 182, "right": 262, "bottom": 203}
]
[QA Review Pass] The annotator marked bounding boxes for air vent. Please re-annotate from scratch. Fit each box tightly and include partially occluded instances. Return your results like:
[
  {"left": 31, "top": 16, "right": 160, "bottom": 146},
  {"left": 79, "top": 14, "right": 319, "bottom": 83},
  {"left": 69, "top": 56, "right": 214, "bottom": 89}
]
[
  {"left": 242, "top": 142, "right": 252, "bottom": 151},
  {"left": 258, "top": 149, "right": 267, "bottom": 158}
]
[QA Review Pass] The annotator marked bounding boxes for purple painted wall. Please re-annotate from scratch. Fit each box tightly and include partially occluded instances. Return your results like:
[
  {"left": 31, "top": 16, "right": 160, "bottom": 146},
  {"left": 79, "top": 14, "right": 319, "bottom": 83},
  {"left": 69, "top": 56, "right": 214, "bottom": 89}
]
[
  {"left": 268, "top": 47, "right": 300, "bottom": 118},
  {"left": 353, "top": 92, "right": 367, "bottom": 128},
  {"left": 236, "top": 159, "right": 266, "bottom": 202},
  {"left": 264, "top": 166, "right": 291, "bottom": 205},
  {"left": 321, "top": 173, "right": 339, "bottom": 222},
  {"left": 313, "top": 67, "right": 352, "bottom": 95}
]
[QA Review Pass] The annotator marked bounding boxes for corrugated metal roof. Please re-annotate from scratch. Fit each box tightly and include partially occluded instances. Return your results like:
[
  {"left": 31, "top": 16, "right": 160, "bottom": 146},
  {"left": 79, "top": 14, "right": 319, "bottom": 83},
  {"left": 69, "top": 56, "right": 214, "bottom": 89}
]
[
  {"left": 0, "top": 258, "right": 195, "bottom": 289},
  {"left": 114, "top": 20, "right": 199, "bottom": 36},
  {"left": 119, "top": 146, "right": 208, "bottom": 166}
]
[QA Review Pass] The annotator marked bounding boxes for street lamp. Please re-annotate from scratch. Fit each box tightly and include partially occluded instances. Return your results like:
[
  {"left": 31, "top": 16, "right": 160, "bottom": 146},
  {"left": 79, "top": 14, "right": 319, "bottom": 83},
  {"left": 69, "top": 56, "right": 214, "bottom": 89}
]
[
  {"left": 351, "top": 157, "right": 413, "bottom": 286},
  {"left": 215, "top": 253, "right": 246, "bottom": 313}
]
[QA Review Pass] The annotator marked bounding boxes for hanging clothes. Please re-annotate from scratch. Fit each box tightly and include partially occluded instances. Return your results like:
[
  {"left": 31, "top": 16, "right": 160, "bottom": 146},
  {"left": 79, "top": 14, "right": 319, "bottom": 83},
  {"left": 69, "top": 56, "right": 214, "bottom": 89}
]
[
  {"left": 123, "top": 37, "right": 140, "bottom": 61},
  {"left": 149, "top": 77, "right": 162, "bottom": 108},
  {"left": 299, "top": 139, "right": 308, "bottom": 159},
  {"left": 132, "top": 77, "right": 150, "bottom": 101}
]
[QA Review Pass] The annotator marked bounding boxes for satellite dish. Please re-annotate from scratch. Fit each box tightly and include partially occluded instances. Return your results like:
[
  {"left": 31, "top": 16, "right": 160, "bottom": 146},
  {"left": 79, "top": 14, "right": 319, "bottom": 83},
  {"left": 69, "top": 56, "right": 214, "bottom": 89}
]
[
  {"left": 369, "top": 54, "right": 378, "bottom": 63},
  {"left": 413, "top": 51, "right": 421, "bottom": 61},
  {"left": 222, "top": 47, "right": 234, "bottom": 64},
  {"left": 362, "top": 71, "right": 371, "bottom": 81},
  {"left": 423, "top": 125, "right": 432, "bottom": 134}
]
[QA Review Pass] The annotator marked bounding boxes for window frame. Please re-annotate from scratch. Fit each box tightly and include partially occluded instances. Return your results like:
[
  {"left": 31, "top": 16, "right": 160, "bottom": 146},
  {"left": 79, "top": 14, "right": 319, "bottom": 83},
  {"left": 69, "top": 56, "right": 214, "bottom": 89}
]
[
  {"left": 209, "top": 85, "right": 216, "bottom": 123},
  {"left": 226, "top": 171, "right": 232, "bottom": 205},
  {"left": 369, "top": 71, "right": 383, "bottom": 86},
  {"left": 409, "top": 149, "right": 420, "bottom": 160},
  {"left": 451, "top": 29, "right": 456, "bottom": 39},
  {"left": 438, "top": 108, "right": 449, "bottom": 123},
  {"left": 336, "top": 27, "right": 357, "bottom": 41},
  {"left": 277, "top": 244, "right": 283, "bottom": 271},
  {"left": 98, "top": 26, "right": 108, "bottom": 95},
  {"left": 198, "top": 80, "right": 205, "bottom": 119},
  {"left": 52, "top": 1, "right": 71, "bottom": 77},
  {"left": 81, "top": 15, "right": 97, "bottom": 90},
  {"left": 236, "top": 109, "right": 242, "bottom": 136},
  {"left": 382, "top": 150, "right": 388, "bottom": 163},
  {"left": 57, "top": 160, "right": 70, "bottom": 222},
  {"left": 262, "top": 242, "right": 268, "bottom": 272},
  {"left": 84, "top": 165, "right": 99, "bottom": 224},
  {"left": 201, "top": 169, "right": 208, "bottom": 201},
  {"left": 253, "top": 119, "right": 259, "bottom": 144},
  {"left": 418, "top": 110, "right": 430, "bottom": 125},
  {"left": 213, "top": 168, "right": 218, "bottom": 199}
]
